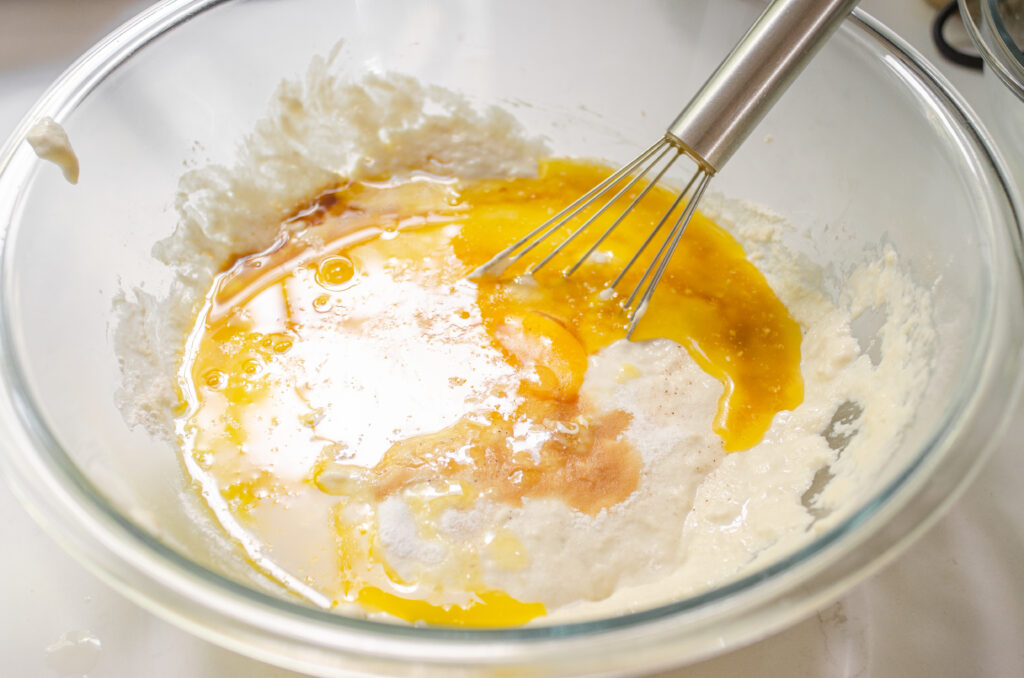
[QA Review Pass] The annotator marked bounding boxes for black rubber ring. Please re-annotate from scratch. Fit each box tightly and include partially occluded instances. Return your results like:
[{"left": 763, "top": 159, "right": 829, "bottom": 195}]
[{"left": 933, "top": 0, "right": 985, "bottom": 70}]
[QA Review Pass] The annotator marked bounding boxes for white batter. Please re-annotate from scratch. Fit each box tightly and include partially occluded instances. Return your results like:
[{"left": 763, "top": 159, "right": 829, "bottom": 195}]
[{"left": 113, "top": 54, "right": 934, "bottom": 624}]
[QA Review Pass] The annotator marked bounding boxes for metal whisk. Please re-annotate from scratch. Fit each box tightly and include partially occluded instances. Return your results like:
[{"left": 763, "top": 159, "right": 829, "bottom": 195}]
[{"left": 473, "top": 0, "right": 861, "bottom": 336}]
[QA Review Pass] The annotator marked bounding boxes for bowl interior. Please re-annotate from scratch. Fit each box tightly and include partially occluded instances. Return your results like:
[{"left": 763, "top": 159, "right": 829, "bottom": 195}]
[{"left": 0, "top": 0, "right": 1019, "bottom": 672}]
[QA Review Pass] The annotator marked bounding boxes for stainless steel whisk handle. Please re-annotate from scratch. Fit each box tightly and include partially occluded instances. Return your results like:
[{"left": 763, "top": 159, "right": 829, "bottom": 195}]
[{"left": 667, "top": 0, "right": 861, "bottom": 173}]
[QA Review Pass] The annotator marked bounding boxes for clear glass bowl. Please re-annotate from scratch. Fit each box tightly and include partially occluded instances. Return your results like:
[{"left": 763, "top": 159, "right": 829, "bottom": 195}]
[
  {"left": 960, "top": 0, "right": 1024, "bottom": 186},
  {"left": 0, "top": 1, "right": 1022, "bottom": 675},
  {"left": 961, "top": 0, "right": 1024, "bottom": 100}
]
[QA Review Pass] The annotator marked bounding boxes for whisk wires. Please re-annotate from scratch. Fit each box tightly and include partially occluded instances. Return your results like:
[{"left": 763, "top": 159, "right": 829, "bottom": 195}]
[{"left": 471, "top": 135, "right": 713, "bottom": 337}]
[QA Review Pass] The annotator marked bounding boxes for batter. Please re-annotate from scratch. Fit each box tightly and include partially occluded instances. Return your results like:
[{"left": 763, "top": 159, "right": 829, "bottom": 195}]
[
  {"left": 176, "top": 160, "right": 802, "bottom": 625},
  {"left": 113, "top": 65, "right": 934, "bottom": 628}
]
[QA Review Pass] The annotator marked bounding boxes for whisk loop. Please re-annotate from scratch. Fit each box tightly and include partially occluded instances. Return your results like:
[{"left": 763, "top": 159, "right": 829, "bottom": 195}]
[
  {"left": 471, "top": 0, "right": 860, "bottom": 337},
  {"left": 471, "top": 135, "right": 713, "bottom": 336}
]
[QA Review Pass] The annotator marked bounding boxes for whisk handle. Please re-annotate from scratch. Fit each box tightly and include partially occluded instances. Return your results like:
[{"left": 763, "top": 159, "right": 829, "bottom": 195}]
[{"left": 666, "top": 0, "right": 860, "bottom": 173}]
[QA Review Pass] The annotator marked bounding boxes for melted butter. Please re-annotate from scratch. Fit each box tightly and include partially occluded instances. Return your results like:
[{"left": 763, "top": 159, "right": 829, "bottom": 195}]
[
  {"left": 487, "top": 530, "right": 530, "bottom": 571},
  {"left": 178, "top": 159, "right": 802, "bottom": 627},
  {"left": 331, "top": 497, "right": 544, "bottom": 626},
  {"left": 357, "top": 587, "right": 546, "bottom": 627},
  {"left": 454, "top": 160, "right": 804, "bottom": 451}
]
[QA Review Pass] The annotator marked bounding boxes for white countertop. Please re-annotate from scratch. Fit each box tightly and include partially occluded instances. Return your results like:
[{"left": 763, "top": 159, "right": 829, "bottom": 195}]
[{"left": 1, "top": 1, "right": 1022, "bottom": 676}]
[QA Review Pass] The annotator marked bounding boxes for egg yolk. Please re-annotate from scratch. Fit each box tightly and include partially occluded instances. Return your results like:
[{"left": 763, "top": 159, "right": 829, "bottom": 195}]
[{"left": 177, "top": 158, "right": 803, "bottom": 627}]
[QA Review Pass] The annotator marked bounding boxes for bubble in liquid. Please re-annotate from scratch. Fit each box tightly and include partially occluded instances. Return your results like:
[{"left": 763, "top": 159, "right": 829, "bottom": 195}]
[
  {"left": 313, "top": 294, "right": 332, "bottom": 312},
  {"left": 203, "top": 370, "right": 225, "bottom": 389},
  {"left": 316, "top": 255, "right": 355, "bottom": 288}
]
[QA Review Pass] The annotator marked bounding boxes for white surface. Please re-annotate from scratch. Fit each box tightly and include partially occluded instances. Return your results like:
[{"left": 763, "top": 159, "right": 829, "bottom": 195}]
[{"left": 1, "top": 1, "right": 1023, "bottom": 676}]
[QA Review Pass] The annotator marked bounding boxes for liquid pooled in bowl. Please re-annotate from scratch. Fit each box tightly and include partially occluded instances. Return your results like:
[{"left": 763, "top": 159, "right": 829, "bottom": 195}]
[
  {"left": 107, "top": 71, "right": 935, "bottom": 628},
  {"left": 176, "top": 159, "right": 803, "bottom": 625}
]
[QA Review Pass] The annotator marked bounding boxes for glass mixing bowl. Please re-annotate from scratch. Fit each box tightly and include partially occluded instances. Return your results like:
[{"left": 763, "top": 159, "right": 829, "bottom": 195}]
[
  {"left": 960, "top": 0, "right": 1024, "bottom": 186},
  {"left": 0, "top": 0, "right": 1022, "bottom": 675}
]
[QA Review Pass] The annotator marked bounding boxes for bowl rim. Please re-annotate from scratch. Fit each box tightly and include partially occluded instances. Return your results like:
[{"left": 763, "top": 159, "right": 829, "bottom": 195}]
[
  {"left": 959, "top": 0, "right": 1024, "bottom": 101},
  {"left": 0, "top": 0, "right": 1022, "bottom": 673}
]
